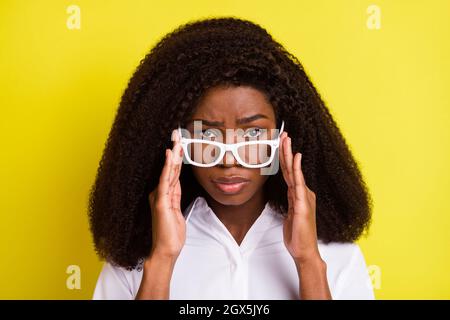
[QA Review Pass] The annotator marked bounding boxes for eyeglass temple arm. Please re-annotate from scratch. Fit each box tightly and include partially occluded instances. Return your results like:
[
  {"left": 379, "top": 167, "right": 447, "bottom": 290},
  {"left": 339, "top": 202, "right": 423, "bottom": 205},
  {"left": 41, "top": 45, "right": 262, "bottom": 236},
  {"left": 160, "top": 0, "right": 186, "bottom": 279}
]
[{"left": 278, "top": 120, "right": 285, "bottom": 137}]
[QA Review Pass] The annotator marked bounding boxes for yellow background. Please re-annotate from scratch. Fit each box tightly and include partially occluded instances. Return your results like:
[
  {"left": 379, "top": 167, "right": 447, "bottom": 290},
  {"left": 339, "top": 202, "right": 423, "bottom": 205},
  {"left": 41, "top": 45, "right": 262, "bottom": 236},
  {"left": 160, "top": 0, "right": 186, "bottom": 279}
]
[{"left": 1, "top": 0, "right": 449, "bottom": 299}]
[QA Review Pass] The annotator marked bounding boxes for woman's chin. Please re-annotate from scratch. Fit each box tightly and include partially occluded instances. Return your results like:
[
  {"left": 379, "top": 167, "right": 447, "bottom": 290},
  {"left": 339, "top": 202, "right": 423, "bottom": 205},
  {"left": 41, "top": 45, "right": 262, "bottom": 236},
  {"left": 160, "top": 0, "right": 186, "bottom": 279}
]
[{"left": 207, "top": 190, "right": 252, "bottom": 207}]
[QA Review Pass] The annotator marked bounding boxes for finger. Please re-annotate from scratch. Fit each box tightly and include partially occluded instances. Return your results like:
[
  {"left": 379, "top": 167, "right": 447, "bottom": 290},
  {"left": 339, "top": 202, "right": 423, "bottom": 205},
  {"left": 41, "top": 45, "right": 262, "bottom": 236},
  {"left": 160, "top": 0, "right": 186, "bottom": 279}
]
[
  {"left": 283, "top": 136, "right": 295, "bottom": 188},
  {"left": 282, "top": 137, "right": 295, "bottom": 188},
  {"left": 174, "top": 146, "right": 184, "bottom": 180},
  {"left": 295, "top": 152, "right": 306, "bottom": 186},
  {"left": 171, "top": 179, "right": 182, "bottom": 212},
  {"left": 279, "top": 135, "right": 295, "bottom": 214},
  {"left": 159, "top": 149, "right": 171, "bottom": 196},
  {"left": 168, "top": 130, "right": 176, "bottom": 183},
  {"left": 168, "top": 130, "right": 180, "bottom": 184},
  {"left": 171, "top": 128, "right": 181, "bottom": 158},
  {"left": 287, "top": 187, "right": 294, "bottom": 216},
  {"left": 170, "top": 132, "right": 183, "bottom": 187},
  {"left": 171, "top": 151, "right": 183, "bottom": 188},
  {"left": 293, "top": 152, "right": 307, "bottom": 201}
]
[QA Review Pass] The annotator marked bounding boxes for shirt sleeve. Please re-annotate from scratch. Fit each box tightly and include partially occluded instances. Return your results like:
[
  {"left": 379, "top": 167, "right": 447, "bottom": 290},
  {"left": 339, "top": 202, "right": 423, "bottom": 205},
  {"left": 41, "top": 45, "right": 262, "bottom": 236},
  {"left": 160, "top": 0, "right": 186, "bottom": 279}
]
[
  {"left": 92, "top": 262, "right": 134, "bottom": 300},
  {"left": 332, "top": 244, "right": 375, "bottom": 300}
]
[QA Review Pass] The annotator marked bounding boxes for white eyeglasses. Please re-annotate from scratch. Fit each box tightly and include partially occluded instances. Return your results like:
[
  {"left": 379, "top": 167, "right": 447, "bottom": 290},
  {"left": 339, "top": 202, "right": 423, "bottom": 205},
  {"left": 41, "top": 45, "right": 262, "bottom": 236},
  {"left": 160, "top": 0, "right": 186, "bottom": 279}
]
[{"left": 177, "top": 120, "right": 284, "bottom": 168}]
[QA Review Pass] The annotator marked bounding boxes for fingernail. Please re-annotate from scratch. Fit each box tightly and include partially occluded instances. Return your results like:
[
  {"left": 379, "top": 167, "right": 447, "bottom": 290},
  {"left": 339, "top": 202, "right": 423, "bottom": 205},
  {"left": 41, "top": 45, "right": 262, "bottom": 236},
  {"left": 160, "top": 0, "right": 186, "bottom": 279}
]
[{"left": 173, "top": 129, "right": 180, "bottom": 142}]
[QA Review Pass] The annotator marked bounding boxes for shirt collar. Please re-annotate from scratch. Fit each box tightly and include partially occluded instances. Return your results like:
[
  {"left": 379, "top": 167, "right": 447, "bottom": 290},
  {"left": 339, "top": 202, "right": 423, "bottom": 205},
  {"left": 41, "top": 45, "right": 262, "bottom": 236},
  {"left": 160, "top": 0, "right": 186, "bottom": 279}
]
[{"left": 183, "top": 196, "right": 280, "bottom": 256}]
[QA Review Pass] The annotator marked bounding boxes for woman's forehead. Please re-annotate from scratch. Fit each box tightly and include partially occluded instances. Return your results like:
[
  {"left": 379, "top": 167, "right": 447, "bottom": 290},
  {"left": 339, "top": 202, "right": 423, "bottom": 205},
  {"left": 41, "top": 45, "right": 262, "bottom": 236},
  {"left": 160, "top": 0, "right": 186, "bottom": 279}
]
[{"left": 191, "top": 85, "right": 275, "bottom": 121}]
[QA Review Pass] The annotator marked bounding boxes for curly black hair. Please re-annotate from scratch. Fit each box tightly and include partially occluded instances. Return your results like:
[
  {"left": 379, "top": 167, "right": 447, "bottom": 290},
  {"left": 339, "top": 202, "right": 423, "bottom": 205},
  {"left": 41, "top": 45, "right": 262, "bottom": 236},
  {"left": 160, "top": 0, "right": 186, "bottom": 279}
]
[{"left": 88, "top": 16, "right": 372, "bottom": 271}]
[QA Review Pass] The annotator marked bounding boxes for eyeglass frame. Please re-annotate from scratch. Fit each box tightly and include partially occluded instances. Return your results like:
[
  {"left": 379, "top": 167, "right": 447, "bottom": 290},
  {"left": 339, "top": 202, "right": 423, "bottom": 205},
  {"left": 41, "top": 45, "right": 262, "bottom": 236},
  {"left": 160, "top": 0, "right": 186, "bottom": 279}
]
[{"left": 176, "top": 120, "right": 285, "bottom": 168}]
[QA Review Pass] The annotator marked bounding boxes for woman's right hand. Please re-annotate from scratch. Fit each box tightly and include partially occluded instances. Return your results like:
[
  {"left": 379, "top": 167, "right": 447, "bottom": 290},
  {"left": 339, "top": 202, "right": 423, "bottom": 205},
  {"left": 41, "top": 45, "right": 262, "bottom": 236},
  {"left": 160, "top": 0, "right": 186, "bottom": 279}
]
[
  {"left": 148, "top": 129, "right": 185, "bottom": 260},
  {"left": 136, "top": 131, "right": 184, "bottom": 299}
]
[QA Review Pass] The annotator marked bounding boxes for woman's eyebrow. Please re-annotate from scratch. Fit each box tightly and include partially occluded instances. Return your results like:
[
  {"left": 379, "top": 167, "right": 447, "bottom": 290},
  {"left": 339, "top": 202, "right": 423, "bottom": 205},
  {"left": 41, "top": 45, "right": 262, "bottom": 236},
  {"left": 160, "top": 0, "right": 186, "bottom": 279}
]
[
  {"left": 190, "top": 114, "right": 269, "bottom": 127},
  {"left": 236, "top": 114, "right": 269, "bottom": 125},
  {"left": 190, "top": 119, "right": 223, "bottom": 127}
]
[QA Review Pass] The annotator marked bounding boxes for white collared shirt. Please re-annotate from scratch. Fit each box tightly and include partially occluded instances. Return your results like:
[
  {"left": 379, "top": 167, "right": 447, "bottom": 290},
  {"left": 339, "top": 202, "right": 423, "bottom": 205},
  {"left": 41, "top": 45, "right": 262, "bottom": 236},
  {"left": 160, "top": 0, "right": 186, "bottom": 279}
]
[{"left": 93, "top": 196, "right": 375, "bottom": 300}]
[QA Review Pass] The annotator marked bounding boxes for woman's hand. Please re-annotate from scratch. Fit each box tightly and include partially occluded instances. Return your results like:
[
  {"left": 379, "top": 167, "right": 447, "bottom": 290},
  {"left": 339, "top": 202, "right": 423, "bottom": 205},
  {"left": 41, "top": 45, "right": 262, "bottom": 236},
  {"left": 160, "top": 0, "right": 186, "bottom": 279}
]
[
  {"left": 279, "top": 132, "right": 320, "bottom": 264},
  {"left": 135, "top": 132, "right": 186, "bottom": 300},
  {"left": 148, "top": 129, "right": 185, "bottom": 259},
  {"left": 136, "top": 130, "right": 184, "bottom": 299},
  {"left": 279, "top": 132, "right": 331, "bottom": 299}
]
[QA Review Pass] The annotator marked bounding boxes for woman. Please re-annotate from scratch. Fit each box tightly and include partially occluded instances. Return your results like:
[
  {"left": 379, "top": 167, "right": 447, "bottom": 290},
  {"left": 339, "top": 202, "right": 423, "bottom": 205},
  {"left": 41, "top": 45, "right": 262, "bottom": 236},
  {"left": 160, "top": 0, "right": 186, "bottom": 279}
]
[{"left": 89, "top": 17, "right": 373, "bottom": 299}]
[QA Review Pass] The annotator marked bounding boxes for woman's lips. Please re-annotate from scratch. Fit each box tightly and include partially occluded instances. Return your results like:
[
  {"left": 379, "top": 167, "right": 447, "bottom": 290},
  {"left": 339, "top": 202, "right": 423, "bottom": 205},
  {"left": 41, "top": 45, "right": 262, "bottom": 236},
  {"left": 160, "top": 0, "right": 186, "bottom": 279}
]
[{"left": 212, "top": 177, "right": 250, "bottom": 195}]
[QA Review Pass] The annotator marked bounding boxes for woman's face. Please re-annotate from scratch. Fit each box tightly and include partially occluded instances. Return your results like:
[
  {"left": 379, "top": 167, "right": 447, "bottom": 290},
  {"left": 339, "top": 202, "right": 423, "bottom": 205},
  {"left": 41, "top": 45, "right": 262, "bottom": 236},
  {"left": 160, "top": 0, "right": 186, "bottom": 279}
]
[{"left": 185, "top": 85, "right": 277, "bottom": 206}]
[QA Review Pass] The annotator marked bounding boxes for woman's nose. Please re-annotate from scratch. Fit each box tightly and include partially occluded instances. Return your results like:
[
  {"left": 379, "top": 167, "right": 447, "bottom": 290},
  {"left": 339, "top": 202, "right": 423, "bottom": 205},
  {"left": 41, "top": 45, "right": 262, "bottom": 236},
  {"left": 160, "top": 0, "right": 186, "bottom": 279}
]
[{"left": 222, "top": 150, "right": 238, "bottom": 167}]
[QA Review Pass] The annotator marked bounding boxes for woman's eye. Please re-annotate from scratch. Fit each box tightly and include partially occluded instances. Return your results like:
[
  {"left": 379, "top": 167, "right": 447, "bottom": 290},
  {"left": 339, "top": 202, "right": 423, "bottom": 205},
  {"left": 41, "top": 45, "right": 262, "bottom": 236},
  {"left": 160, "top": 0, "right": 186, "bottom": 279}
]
[
  {"left": 243, "top": 127, "right": 263, "bottom": 139},
  {"left": 201, "top": 128, "right": 219, "bottom": 139}
]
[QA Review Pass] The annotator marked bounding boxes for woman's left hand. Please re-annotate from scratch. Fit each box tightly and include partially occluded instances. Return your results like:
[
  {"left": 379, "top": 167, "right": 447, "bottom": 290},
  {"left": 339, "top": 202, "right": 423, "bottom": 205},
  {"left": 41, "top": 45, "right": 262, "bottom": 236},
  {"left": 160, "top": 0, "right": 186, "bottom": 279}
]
[{"left": 279, "top": 132, "right": 321, "bottom": 264}]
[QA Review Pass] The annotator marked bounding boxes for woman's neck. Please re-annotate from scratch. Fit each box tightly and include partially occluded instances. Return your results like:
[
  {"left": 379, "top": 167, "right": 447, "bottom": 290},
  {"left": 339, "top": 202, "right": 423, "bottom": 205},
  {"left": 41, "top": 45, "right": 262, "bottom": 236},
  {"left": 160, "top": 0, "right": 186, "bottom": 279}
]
[{"left": 205, "top": 190, "right": 266, "bottom": 246}]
